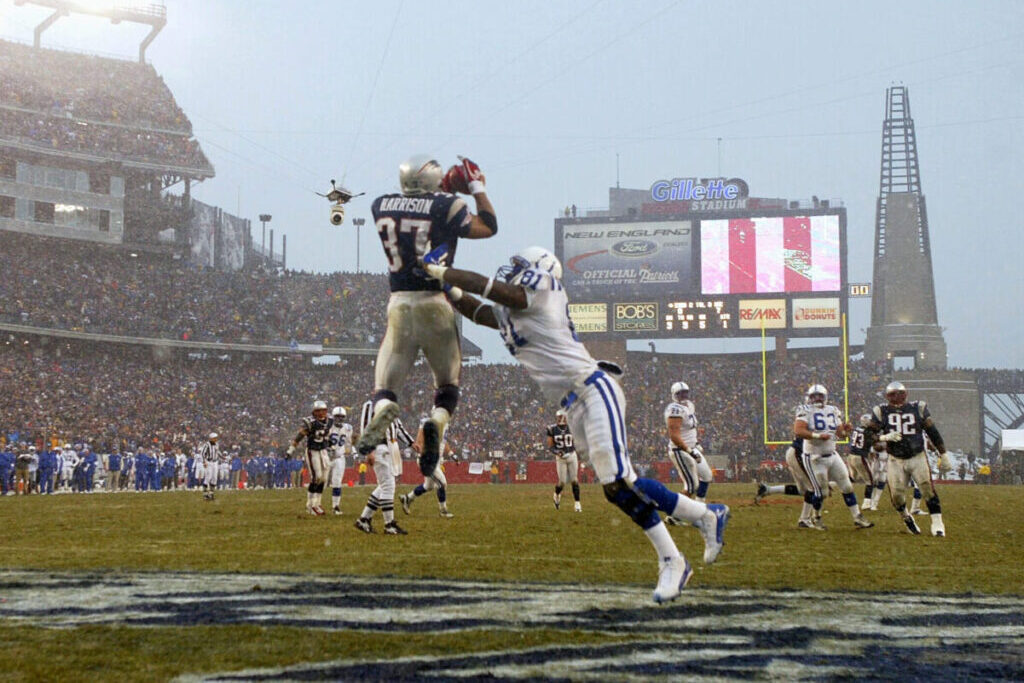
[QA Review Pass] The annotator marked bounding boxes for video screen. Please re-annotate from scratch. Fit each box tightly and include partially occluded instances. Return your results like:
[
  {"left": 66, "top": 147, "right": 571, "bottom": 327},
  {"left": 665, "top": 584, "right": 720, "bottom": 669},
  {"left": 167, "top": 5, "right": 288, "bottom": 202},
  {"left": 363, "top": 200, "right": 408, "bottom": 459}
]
[{"left": 700, "top": 215, "right": 841, "bottom": 294}]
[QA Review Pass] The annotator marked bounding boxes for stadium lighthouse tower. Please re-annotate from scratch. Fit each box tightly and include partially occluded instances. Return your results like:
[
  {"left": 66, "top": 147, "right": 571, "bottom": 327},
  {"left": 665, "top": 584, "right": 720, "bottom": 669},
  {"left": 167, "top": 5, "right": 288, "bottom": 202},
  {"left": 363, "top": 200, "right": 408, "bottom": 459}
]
[
  {"left": 863, "top": 85, "right": 981, "bottom": 456},
  {"left": 863, "top": 86, "right": 947, "bottom": 370}
]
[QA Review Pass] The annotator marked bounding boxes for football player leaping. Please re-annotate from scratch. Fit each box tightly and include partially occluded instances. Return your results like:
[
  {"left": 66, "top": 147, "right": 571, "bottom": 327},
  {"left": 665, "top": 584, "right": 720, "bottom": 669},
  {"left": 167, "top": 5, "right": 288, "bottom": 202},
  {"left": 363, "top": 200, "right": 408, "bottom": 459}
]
[
  {"left": 867, "top": 382, "right": 952, "bottom": 536},
  {"left": 664, "top": 381, "right": 712, "bottom": 503},
  {"left": 793, "top": 385, "right": 874, "bottom": 530},
  {"left": 421, "top": 244, "right": 729, "bottom": 605},
  {"left": 287, "top": 401, "right": 333, "bottom": 515},
  {"left": 547, "top": 409, "right": 581, "bottom": 512},
  {"left": 328, "top": 406, "right": 353, "bottom": 515},
  {"left": 356, "top": 155, "right": 498, "bottom": 483}
]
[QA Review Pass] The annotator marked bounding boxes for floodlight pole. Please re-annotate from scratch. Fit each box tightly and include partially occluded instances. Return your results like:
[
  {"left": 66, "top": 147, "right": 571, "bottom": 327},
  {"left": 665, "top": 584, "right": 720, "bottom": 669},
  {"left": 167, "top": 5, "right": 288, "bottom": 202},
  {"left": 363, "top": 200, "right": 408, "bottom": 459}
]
[
  {"left": 352, "top": 218, "right": 366, "bottom": 272},
  {"left": 259, "top": 214, "right": 271, "bottom": 260}
]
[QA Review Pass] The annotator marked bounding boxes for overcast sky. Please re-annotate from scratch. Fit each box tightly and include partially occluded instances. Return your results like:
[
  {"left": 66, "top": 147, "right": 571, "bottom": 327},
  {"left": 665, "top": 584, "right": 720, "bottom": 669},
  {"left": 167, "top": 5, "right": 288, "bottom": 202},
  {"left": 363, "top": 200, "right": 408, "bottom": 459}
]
[{"left": 2, "top": 0, "right": 1022, "bottom": 368}]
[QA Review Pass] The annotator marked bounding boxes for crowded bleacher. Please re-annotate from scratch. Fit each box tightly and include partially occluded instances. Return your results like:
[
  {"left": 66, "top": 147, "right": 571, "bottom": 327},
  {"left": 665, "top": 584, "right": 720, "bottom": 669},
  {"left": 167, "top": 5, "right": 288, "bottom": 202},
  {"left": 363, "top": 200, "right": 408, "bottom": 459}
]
[
  {"left": 0, "top": 39, "right": 210, "bottom": 171},
  {"left": 0, "top": 231, "right": 389, "bottom": 345}
]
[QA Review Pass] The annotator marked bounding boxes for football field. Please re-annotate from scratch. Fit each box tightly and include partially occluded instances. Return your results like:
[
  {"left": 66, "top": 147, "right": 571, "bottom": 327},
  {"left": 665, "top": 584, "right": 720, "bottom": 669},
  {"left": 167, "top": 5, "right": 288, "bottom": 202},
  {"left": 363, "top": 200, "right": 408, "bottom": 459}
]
[{"left": 2, "top": 483, "right": 1023, "bottom": 681}]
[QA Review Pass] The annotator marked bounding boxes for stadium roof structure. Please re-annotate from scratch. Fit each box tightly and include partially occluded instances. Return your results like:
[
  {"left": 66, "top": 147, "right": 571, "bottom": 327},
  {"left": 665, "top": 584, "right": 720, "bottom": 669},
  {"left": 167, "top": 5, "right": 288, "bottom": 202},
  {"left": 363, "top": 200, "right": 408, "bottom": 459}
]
[{"left": 14, "top": 0, "right": 167, "bottom": 63}]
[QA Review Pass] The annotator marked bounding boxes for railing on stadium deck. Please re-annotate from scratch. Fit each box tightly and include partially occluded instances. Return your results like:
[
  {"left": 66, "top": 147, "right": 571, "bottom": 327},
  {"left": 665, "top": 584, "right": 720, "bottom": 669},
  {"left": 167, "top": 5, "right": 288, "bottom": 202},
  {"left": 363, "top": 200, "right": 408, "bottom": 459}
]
[{"left": 0, "top": 321, "right": 377, "bottom": 356}]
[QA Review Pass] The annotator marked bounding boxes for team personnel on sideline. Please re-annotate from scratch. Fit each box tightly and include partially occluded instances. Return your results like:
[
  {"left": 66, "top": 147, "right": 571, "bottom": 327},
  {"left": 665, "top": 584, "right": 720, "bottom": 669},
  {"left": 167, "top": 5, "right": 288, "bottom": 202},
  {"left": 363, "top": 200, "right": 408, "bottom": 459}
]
[
  {"left": 867, "top": 381, "right": 952, "bottom": 536},
  {"left": 357, "top": 155, "right": 498, "bottom": 482},
  {"left": 328, "top": 406, "right": 353, "bottom": 515},
  {"left": 546, "top": 409, "right": 581, "bottom": 512},
  {"left": 664, "top": 381, "right": 712, "bottom": 503},
  {"left": 287, "top": 401, "right": 333, "bottom": 516},
  {"left": 400, "top": 418, "right": 456, "bottom": 518},
  {"left": 424, "top": 244, "right": 729, "bottom": 604},
  {"left": 793, "top": 384, "right": 874, "bottom": 530},
  {"left": 846, "top": 414, "right": 878, "bottom": 510},
  {"left": 354, "top": 400, "right": 414, "bottom": 535}
]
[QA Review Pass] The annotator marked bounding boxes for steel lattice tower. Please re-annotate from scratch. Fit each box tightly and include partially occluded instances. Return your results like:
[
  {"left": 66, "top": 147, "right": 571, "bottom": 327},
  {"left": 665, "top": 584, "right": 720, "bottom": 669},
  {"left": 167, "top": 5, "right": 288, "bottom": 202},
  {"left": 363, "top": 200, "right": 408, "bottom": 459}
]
[{"left": 864, "top": 86, "right": 947, "bottom": 369}]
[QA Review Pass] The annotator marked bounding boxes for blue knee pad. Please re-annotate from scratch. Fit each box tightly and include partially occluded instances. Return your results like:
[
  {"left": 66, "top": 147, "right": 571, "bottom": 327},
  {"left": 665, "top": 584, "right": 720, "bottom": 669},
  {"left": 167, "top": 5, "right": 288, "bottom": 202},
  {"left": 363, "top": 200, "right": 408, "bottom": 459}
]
[
  {"left": 437, "top": 486, "right": 446, "bottom": 503},
  {"left": 843, "top": 492, "right": 858, "bottom": 507},
  {"left": 913, "top": 487, "right": 922, "bottom": 500},
  {"left": 604, "top": 479, "right": 660, "bottom": 530},
  {"left": 413, "top": 484, "right": 426, "bottom": 497},
  {"left": 695, "top": 480, "right": 709, "bottom": 498},
  {"left": 633, "top": 477, "right": 680, "bottom": 514},
  {"left": 811, "top": 494, "right": 823, "bottom": 510},
  {"left": 332, "top": 487, "right": 341, "bottom": 497}
]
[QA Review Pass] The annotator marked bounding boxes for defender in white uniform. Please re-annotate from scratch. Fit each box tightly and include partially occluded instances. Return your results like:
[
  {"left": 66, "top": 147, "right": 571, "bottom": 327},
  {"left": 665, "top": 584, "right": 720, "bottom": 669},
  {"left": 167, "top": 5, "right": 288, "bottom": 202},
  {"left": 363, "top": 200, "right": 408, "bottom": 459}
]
[
  {"left": 664, "top": 381, "right": 712, "bottom": 503},
  {"left": 328, "top": 406, "right": 353, "bottom": 515},
  {"left": 793, "top": 385, "right": 873, "bottom": 530},
  {"left": 425, "top": 244, "right": 730, "bottom": 604}
]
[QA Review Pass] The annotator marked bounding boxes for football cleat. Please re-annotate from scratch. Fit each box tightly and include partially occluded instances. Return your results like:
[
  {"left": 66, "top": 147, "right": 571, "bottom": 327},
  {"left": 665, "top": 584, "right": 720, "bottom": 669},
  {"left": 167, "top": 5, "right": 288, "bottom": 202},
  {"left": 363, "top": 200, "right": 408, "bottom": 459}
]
[
  {"left": 439, "top": 508, "right": 454, "bottom": 519},
  {"left": 400, "top": 493, "right": 412, "bottom": 515},
  {"left": 853, "top": 514, "right": 874, "bottom": 529},
  {"left": 574, "top": 501, "right": 582, "bottom": 512},
  {"left": 354, "top": 517, "right": 374, "bottom": 534},
  {"left": 812, "top": 515, "right": 827, "bottom": 531},
  {"left": 797, "top": 519, "right": 816, "bottom": 529},
  {"left": 653, "top": 556, "right": 692, "bottom": 604},
  {"left": 333, "top": 506, "right": 342, "bottom": 516},
  {"left": 384, "top": 521, "right": 408, "bottom": 535},
  {"left": 913, "top": 509, "right": 928, "bottom": 516},
  {"left": 753, "top": 482, "right": 768, "bottom": 505},
  {"left": 553, "top": 492, "right": 561, "bottom": 510},
  {"left": 903, "top": 515, "right": 922, "bottom": 535},
  {"left": 419, "top": 419, "right": 441, "bottom": 477},
  {"left": 356, "top": 402, "right": 400, "bottom": 456},
  {"left": 665, "top": 516, "right": 679, "bottom": 526},
  {"left": 700, "top": 503, "right": 730, "bottom": 564},
  {"left": 313, "top": 505, "right": 325, "bottom": 516},
  {"left": 203, "top": 492, "right": 215, "bottom": 502}
]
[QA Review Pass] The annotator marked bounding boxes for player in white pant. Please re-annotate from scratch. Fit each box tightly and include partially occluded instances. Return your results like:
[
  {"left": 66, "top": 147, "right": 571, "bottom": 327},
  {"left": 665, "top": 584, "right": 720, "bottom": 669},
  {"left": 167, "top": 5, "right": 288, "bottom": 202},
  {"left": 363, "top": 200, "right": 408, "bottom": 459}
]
[
  {"left": 664, "top": 382, "right": 712, "bottom": 503},
  {"left": 354, "top": 401, "right": 413, "bottom": 534},
  {"left": 328, "top": 406, "right": 353, "bottom": 515},
  {"left": 198, "top": 433, "right": 220, "bottom": 497},
  {"left": 430, "top": 244, "right": 730, "bottom": 604},
  {"left": 793, "top": 385, "right": 874, "bottom": 531},
  {"left": 546, "top": 410, "right": 581, "bottom": 512},
  {"left": 401, "top": 419, "right": 455, "bottom": 518}
]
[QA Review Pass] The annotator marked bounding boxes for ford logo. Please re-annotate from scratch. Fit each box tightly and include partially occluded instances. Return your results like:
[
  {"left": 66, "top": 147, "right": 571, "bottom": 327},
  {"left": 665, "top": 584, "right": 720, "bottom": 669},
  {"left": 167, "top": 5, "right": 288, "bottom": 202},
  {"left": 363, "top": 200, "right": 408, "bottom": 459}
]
[{"left": 610, "top": 239, "right": 659, "bottom": 257}]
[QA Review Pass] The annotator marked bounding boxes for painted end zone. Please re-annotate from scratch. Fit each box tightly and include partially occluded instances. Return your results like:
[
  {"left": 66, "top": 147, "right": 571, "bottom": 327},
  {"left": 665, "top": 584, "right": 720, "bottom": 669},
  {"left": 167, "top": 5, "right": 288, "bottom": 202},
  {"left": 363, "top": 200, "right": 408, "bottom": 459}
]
[{"left": 1, "top": 570, "right": 1022, "bottom": 680}]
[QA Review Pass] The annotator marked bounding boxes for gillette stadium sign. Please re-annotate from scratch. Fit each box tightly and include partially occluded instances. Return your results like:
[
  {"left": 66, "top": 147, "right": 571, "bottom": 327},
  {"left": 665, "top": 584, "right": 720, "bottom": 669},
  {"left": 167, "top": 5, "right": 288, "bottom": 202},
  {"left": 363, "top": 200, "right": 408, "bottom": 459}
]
[{"left": 648, "top": 177, "right": 752, "bottom": 213}]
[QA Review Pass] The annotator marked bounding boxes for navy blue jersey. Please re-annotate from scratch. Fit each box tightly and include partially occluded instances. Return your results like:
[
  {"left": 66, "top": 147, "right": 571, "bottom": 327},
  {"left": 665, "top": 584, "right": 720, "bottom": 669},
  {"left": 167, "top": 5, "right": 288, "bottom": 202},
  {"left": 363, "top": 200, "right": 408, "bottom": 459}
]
[
  {"left": 870, "top": 401, "right": 930, "bottom": 459},
  {"left": 848, "top": 426, "right": 873, "bottom": 457},
  {"left": 371, "top": 192, "right": 472, "bottom": 292},
  {"left": 790, "top": 437, "right": 803, "bottom": 454},
  {"left": 546, "top": 423, "right": 575, "bottom": 454},
  {"left": 301, "top": 416, "right": 334, "bottom": 451}
]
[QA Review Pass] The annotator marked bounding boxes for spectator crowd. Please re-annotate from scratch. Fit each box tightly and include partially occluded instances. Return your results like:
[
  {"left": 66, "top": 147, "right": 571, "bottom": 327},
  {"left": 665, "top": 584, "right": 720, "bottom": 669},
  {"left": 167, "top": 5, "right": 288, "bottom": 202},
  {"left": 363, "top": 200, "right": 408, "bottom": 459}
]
[
  {"left": 0, "top": 39, "right": 210, "bottom": 170},
  {"left": 0, "top": 231, "right": 389, "bottom": 345}
]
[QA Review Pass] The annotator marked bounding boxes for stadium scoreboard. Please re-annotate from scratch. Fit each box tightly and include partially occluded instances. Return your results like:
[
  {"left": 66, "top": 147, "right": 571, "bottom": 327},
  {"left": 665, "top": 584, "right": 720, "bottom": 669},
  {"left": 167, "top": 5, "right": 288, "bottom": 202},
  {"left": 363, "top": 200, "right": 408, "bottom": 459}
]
[{"left": 554, "top": 207, "right": 847, "bottom": 339}]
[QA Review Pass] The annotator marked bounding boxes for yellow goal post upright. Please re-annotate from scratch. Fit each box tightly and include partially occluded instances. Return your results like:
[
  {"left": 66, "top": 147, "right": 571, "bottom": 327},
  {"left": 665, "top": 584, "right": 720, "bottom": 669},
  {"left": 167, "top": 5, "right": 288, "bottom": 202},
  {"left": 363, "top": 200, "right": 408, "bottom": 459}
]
[{"left": 760, "top": 313, "right": 851, "bottom": 446}]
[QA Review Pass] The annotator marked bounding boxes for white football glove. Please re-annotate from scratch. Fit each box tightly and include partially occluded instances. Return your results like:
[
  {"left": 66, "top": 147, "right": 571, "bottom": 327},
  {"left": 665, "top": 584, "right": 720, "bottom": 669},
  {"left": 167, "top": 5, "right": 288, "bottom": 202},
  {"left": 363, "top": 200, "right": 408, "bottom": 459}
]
[
  {"left": 880, "top": 432, "right": 902, "bottom": 443},
  {"left": 286, "top": 445, "right": 295, "bottom": 457}
]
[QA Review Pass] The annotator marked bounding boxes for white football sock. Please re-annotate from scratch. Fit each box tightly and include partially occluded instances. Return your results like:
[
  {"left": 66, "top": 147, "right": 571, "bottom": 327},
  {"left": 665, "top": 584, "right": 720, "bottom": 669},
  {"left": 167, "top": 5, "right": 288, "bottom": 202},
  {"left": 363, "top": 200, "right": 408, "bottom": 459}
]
[
  {"left": 644, "top": 521, "right": 681, "bottom": 560},
  {"left": 332, "top": 494, "right": 341, "bottom": 509},
  {"left": 670, "top": 494, "right": 707, "bottom": 524},
  {"left": 768, "top": 484, "right": 787, "bottom": 494}
]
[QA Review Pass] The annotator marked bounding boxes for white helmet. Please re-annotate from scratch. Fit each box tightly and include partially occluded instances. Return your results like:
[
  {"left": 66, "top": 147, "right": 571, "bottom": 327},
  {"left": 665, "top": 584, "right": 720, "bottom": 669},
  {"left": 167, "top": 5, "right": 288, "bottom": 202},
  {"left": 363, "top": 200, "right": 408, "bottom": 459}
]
[
  {"left": 859, "top": 413, "right": 873, "bottom": 428},
  {"left": 332, "top": 406, "right": 347, "bottom": 419},
  {"left": 671, "top": 381, "right": 689, "bottom": 401},
  {"left": 398, "top": 154, "right": 443, "bottom": 195},
  {"left": 805, "top": 384, "right": 828, "bottom": 407},
  {"left": 555, "top": 409, "right": 568, "bottom": 425},
  {"left": 312, "top": 400, "right": 328, "bottom": 413},
  {"left": 497, "top": 246, "right": 562, "bottom": 285},
  {"left": 209, "top": 432, "right": 219, "bottom": 441}
]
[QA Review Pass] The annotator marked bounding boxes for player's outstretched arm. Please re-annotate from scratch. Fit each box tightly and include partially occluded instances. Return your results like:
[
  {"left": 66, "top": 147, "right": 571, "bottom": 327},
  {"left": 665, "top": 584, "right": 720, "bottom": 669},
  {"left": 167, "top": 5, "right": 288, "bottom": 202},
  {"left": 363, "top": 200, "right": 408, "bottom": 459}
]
[
  {"left": 446, "top": 289, "right": 500, "bottom": 329},
  {"left": 443, "top": 157, "right": 497, "bottom": 239}
]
